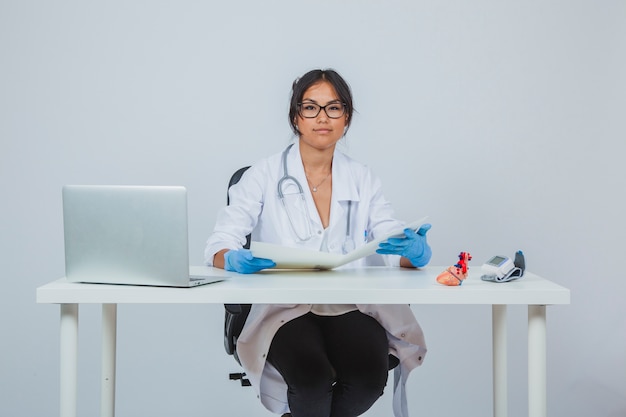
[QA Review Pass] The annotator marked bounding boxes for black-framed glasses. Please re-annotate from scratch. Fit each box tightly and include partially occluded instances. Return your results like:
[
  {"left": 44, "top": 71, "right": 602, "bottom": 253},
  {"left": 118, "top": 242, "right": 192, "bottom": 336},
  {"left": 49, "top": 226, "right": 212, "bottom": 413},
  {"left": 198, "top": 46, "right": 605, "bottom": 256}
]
[{"left": 298, "top": 101, "right": 346, "bottom": 119}]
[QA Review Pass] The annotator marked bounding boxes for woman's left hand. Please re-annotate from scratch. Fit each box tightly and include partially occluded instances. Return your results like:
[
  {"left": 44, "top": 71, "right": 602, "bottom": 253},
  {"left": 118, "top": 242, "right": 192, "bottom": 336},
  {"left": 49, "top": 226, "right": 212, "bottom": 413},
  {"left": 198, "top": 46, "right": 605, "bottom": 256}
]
[{"left": 376, "top": 224, "right": 432, "bottom": 267}]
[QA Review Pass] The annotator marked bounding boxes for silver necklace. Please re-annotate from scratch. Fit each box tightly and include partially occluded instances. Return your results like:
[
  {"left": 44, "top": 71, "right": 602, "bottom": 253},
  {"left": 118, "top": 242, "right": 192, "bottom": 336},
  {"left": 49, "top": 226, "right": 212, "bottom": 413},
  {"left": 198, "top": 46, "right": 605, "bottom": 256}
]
[{"left": 307, "top": 172, "right": 331, "bottom": 192}]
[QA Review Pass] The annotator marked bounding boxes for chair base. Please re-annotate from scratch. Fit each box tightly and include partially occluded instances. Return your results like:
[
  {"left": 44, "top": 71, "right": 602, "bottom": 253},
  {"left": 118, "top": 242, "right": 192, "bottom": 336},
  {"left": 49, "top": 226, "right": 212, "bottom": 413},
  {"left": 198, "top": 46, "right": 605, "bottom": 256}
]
[{"left": 228, "top": 372, "right": 251, "bottom": 387}]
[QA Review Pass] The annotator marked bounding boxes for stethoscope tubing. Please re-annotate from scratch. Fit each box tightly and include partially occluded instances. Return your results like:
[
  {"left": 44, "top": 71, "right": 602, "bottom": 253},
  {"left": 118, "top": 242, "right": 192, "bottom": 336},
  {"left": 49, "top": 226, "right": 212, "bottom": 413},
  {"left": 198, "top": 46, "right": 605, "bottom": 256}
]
[{"left": 277, "top": 144, "right": 355, "bottom": 252}]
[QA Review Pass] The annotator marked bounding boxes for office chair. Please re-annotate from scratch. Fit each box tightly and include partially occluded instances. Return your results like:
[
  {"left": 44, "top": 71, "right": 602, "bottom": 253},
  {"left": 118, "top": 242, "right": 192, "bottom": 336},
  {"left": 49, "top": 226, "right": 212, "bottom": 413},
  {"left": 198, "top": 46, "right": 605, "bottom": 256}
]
[
  {"left": 223, "top": 166, "right": 252, "bottom": 383},
  {"left": 222, "top": 166, "right": 399, "bottom": 417}
]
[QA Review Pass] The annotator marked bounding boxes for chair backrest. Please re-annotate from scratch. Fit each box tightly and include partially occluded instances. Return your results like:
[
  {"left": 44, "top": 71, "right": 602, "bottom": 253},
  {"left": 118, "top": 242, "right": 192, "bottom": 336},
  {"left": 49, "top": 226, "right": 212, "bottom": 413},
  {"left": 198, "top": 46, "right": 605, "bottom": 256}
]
[{"left": 227, "top": 167, "right": 251, "bottom": 206}]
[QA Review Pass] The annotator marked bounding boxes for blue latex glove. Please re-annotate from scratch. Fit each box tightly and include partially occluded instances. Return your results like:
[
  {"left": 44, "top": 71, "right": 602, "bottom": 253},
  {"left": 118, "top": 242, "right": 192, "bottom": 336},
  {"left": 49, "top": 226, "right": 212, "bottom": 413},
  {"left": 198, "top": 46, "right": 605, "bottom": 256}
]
[
  {"left": 376, "top": 224, "right": 432, "bottom": 267},
  {"left": 223, "top": 249, "right": 276, "bottom": 274}
]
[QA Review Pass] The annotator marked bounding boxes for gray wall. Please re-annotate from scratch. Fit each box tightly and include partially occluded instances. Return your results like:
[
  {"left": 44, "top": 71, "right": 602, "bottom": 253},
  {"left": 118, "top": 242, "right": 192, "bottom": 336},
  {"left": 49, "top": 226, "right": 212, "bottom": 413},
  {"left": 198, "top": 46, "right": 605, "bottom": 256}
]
[{"left": 2, "top": 1, "right": 625, "bottom": 416}]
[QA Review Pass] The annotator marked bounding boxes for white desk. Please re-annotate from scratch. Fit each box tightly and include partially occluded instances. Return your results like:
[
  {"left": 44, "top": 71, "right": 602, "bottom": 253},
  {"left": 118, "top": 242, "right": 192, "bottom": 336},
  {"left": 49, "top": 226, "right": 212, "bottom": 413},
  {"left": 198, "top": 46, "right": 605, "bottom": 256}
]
[{"left": 37, "top": 266, "right": 570, "bottom": 417}]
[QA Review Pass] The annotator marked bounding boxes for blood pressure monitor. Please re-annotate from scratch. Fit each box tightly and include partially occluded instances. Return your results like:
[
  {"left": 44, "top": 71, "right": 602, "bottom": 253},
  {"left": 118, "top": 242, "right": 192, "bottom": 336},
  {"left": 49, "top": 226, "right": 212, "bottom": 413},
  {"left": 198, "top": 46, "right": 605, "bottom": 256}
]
[
  {"left": 482, "top": 255, "right": 515, "bottom": 278},
  {"left": 481, "top": 251, "right": 526, "bottom": 283}
]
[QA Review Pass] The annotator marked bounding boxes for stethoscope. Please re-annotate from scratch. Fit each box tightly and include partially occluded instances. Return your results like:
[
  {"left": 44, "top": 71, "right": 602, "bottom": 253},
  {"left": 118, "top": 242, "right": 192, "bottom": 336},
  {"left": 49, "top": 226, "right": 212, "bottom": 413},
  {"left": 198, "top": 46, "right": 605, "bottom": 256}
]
[{"left": 277, "top": 144, "right": 355, "bottom": 253}]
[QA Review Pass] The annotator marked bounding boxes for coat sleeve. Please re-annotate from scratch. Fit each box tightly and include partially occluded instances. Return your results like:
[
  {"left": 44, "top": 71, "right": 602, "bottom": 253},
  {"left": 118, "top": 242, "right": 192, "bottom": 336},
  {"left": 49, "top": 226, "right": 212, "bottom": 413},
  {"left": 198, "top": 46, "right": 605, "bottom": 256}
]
[
  {"left": 203, "top": 162, "right": 268, "bottom": 265},
  {"left": 358, "top": 166, "right": 406, "bottom": 267}
]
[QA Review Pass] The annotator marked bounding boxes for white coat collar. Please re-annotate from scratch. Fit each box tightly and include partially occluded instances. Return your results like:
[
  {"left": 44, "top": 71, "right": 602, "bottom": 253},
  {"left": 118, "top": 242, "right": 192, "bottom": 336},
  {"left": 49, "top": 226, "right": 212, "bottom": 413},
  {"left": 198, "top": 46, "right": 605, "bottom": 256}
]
[
  {"left": 285, "top": 141, "right": 360, "bottom": 236},
  {"left": 286, "top": 141, "right": 360, "bottom": 203}
]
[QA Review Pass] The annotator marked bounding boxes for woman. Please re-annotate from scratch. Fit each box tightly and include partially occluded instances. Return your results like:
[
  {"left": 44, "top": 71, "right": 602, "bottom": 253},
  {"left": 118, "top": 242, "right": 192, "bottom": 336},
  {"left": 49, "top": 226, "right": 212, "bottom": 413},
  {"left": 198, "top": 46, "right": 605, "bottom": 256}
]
[{"left": 205, "top": 69, "right": 430, "bottom": 417}]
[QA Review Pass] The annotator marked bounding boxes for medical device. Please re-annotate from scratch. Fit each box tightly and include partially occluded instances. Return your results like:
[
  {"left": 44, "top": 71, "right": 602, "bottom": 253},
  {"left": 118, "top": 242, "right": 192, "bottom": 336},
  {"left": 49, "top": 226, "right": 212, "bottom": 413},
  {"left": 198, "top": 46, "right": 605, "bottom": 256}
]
[
  {"left": 482, "top": 255, "right": 515, "bottom": 278},
  {"left": 277, "top": 144, "right": 355, "bottom": 252},
  {"left": 480, "top": 251, "right": 526, "bottom": 283}
]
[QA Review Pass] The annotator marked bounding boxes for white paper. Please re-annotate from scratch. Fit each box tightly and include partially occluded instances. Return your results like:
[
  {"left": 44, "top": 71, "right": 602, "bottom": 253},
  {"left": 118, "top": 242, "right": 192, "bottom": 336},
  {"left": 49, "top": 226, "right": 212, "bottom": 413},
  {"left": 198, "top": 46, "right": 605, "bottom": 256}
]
[{"left": 250, "top": 216, "right": 429, "bottom": 270}]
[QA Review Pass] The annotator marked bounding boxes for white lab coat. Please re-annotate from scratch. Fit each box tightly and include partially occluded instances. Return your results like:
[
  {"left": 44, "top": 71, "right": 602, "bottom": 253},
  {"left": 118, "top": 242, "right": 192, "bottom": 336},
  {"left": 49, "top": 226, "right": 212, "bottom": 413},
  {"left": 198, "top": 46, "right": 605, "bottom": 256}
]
[{"left": 204, "top": 142, "right": 427, "bottom": 417}]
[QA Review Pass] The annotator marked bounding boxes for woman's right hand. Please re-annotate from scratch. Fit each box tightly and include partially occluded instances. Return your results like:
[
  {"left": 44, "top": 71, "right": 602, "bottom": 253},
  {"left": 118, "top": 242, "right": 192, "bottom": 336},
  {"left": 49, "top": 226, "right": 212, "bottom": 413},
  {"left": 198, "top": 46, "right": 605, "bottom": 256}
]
[{"left": 223, "top": 249, "right": 276, "bottom": 274}]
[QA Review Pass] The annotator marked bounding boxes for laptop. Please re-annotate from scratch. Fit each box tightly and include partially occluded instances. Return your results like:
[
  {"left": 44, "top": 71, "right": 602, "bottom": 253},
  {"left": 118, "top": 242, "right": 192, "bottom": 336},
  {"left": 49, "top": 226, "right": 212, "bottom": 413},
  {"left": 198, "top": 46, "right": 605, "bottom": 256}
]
[{"left": 62, "top": 185, "right": 228, "bottom": 287}]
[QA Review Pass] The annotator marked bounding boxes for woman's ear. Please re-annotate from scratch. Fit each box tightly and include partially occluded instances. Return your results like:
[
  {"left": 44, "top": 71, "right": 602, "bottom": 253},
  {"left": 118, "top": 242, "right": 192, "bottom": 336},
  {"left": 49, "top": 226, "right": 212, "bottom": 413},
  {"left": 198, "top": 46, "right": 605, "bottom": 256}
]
[{"left": 293, "top": 117, "right": 301, "bottom": 135}]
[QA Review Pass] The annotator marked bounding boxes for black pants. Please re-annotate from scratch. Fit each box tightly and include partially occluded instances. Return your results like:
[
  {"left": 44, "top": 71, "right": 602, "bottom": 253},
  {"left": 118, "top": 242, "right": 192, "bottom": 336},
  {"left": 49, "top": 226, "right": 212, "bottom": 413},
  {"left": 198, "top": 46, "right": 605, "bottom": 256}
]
[{"left": 267, "top": 311, "right": 389, "bottom": 417}]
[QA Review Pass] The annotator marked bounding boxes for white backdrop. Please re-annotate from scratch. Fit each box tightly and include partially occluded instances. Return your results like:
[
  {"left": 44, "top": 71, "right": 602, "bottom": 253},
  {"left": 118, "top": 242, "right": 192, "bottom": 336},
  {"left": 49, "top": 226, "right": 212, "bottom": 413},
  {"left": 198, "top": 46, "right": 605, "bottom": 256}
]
[{"left": 1, "top": 1, "right": 625, "bottom": 416}]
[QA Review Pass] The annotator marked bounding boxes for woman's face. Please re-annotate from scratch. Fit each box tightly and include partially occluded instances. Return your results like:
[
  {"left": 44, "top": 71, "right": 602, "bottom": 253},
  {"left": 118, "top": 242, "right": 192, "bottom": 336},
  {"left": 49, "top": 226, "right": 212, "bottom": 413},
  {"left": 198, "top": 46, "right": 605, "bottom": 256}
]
[{"left": 296, "top": 81, "right": 348, "bottom": 152}]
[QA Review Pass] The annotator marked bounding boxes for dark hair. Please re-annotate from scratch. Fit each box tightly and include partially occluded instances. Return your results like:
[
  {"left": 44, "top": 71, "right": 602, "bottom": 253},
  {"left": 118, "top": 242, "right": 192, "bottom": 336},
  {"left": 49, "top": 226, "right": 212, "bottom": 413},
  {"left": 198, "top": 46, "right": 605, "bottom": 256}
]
[{"left": 288, "top": 69, "right": 354, "bottom": 137}]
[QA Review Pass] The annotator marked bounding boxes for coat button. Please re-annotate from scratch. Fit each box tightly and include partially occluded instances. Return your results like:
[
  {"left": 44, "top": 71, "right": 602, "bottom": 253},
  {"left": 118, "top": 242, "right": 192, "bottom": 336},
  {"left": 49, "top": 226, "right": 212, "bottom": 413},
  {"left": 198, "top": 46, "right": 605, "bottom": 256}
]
[
  {"left": 400, "top": 333, "right": 406, "bottom": 338},
  {"left": 418, "top": 356, "right": 422, "bottom": 361}
]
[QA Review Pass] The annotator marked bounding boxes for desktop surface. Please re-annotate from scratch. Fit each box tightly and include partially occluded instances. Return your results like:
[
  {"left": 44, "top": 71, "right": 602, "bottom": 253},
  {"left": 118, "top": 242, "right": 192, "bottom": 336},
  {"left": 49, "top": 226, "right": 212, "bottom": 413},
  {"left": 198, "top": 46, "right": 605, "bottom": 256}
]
[{"left": 37, "top": 266, "right": 570, "bottom": 305}]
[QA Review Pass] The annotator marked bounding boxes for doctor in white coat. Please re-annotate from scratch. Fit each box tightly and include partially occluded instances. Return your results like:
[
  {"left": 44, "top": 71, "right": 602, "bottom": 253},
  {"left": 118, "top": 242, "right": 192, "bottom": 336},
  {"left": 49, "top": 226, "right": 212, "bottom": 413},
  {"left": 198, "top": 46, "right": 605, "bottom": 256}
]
[{"left": 205, "top": 69, "right": 431, "bottom": 417}]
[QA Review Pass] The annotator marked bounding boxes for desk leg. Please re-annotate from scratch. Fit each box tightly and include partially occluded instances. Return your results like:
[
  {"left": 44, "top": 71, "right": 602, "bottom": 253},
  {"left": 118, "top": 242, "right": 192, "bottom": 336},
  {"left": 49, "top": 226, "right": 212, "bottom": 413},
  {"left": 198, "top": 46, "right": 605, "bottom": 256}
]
[
  {"left": 101, "top": 304, "right": 117, "bottom": 417},
  {"left": 528, "top": 305, "right": 547, "bottom": 417},
  {"left": 60, "top": 304, "right": 78, "bottom": 417},
  {"left": 492, "top": 305, "right": 507, "bottom": 417}
]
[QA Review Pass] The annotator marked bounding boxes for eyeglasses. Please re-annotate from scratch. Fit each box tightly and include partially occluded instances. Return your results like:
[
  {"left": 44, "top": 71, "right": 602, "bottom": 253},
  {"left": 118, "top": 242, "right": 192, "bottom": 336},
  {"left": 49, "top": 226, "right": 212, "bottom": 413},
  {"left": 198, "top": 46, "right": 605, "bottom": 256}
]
[{"left": 298, "top": 101, "right": 346, "bottom": 119}]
